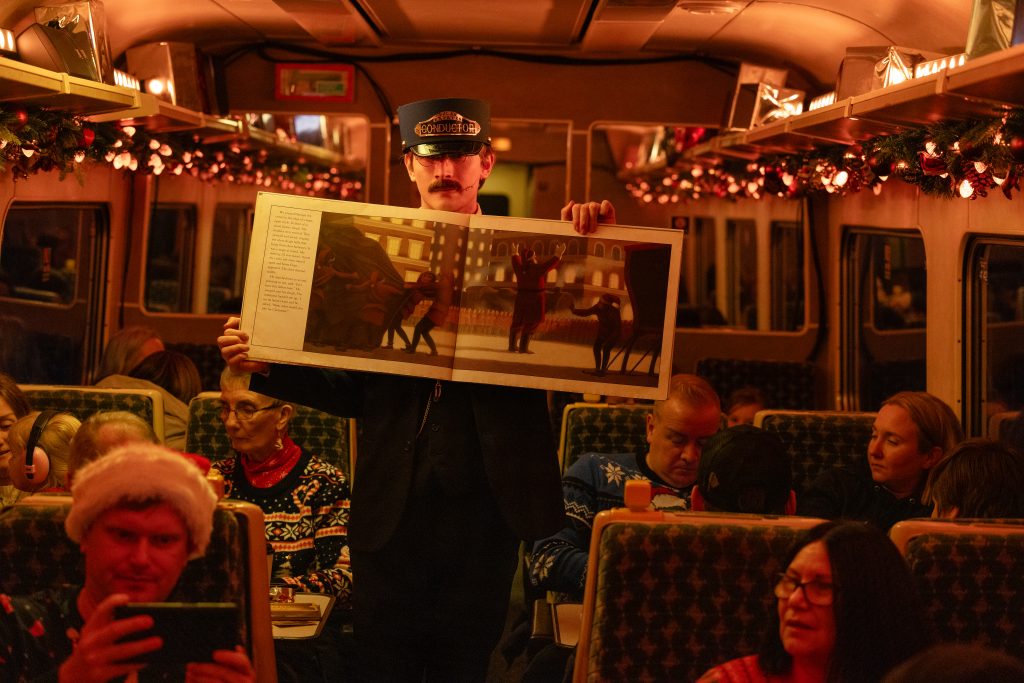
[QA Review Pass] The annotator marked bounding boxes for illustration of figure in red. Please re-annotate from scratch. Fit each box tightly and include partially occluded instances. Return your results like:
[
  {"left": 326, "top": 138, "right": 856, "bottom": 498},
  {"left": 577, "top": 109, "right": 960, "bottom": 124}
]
[{"left": 508, "top": 242, "right": 566, "bottom": 354}]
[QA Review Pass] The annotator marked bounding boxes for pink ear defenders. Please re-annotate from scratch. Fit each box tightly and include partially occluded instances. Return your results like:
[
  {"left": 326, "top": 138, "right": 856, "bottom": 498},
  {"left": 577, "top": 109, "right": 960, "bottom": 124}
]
[{"left": 23, "top": 411, "right": 57, "bottom": 481}]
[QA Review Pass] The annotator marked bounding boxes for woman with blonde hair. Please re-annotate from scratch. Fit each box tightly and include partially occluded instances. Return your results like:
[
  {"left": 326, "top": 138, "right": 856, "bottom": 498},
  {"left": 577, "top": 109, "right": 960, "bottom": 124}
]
[
  {"left": 2, "top": 411, "right": 81, "bottom": 501},
  {"left": 800, "top": 391, "right": 963, "bottom": 530}
]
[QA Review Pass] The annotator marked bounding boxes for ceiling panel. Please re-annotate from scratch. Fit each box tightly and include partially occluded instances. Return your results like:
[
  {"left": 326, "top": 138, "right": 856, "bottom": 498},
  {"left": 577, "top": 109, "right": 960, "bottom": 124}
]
[
  {"left": 0, "top": 0, "right": 975, "bottom": 79},
  {"left": 357, "top": 0, "right": 591, "bottom": 47}
]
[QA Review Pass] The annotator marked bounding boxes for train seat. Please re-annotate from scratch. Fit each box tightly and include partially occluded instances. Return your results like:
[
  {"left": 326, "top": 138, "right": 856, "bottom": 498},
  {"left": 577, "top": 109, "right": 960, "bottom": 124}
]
[
  {"left": 989, "top": 410, "right": 1021, "bottom": 441},
  {"left": 889, "top": 518, "right": 1024, "bottom": 660},
  {"left": 186, "top": 391, "right": 356, "bottom": 483},
  {"left": 695, "top": 357, "right": 818, "bottom": 410},
  {"left": 0, "top": 495, "right": 277, "bottom": 682},
  {"left": 21, "top": 384, "right": 166, "bottom": 443},
  {"left": 558, "top": 402, "right": 651, "bottom": 474},
  {"left": 573, "top": 480, "right": 823, "bottom": 682},
  {"left": 754, "top": 409, "right": 876, "bottom": 495}
]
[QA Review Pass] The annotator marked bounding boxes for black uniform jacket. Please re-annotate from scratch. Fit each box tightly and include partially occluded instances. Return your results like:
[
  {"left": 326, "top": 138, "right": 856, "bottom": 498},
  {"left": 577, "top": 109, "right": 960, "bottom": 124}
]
[{"left": 253, "top": 365, "right": 564, "bottom": 552}]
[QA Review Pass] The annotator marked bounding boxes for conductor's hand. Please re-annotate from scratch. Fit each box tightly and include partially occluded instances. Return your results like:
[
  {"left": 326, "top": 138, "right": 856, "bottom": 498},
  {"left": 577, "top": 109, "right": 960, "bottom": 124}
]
[
  {"left": 562, "top": 200, "right": 617, "bottom": 235},
  {"left": 217, "top": 317, "right": 270, "bottom": 375}
]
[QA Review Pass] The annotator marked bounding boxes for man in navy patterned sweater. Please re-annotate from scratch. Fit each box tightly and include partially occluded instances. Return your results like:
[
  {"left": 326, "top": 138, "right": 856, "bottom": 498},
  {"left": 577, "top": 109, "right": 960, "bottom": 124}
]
[{"left": 528, "top": 374, "right": 721, "bottom": 599}]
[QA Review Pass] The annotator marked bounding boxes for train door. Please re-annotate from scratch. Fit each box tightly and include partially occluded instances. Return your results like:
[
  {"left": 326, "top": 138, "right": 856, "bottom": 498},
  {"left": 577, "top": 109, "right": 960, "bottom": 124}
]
[
  {"left": 0, "top": 203, "right": 108, "bottom": 384},
  {"left": 841, "top": 228, "right": 927, "bottom": 410},
  {"left": 964, "top": 238, "right": 1024, "bottom": 436}
]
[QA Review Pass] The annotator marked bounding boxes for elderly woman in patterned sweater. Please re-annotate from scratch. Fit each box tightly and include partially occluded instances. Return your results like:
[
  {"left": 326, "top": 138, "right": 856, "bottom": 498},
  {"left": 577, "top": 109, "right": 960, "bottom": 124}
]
[{"left": 213, "top": 368, "right": 352, "bottom": 602}]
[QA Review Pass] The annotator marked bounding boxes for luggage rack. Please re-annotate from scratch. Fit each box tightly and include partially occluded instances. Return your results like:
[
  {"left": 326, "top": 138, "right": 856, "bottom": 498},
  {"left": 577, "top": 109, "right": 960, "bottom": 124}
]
[{"left": 685, "top": 44, "right": 1024, "bottom": 161}]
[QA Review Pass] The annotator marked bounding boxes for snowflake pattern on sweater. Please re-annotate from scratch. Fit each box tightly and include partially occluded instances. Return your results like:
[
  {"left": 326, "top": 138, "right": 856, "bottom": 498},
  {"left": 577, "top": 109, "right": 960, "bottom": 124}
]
[
  {"left": 213, "top": 449, "right": 352, "bottom": 604},
  {"left": 528, "top": 451, "right": 689, "bottom": 598}
]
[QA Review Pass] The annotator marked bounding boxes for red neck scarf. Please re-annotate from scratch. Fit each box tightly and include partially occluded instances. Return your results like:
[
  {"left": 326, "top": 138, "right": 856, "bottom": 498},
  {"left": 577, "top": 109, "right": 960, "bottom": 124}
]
[{"left": 239, "top": 436, "right": 301, "bottom": 488}]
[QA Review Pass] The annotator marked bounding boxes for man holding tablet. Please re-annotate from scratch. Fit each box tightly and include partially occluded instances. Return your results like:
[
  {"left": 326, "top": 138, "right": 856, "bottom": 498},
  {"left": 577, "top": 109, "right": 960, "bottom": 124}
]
[{"left": 0, "top": 443, "right": 254, "bottom": 682}]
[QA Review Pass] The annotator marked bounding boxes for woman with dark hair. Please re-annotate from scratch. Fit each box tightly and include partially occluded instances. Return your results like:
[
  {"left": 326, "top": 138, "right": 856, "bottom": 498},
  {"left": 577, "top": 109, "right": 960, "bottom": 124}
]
[
  {"left": 924, "top": 438, "right": 1024, "bottom": 518},
  {"left": 882, "top": 643, "right": 1024, "bottom": 682},
  {"left": 699, "top": 521, "right": 932, "bottom": 682},
  {"left": 96, "top": 349, "right": 200, "bottom": 450},
  {"left": 92, "top": 325, "right": 164, "bottom": 382}
]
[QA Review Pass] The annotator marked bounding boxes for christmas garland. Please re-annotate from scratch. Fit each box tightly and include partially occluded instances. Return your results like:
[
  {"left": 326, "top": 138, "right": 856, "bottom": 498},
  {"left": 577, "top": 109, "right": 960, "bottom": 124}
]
[
  {"left": 0, "top": 105, "right": 363, "bottom": 200},
  {"left": 626, "top": 109, "right": 1024, "bottom": 203}
]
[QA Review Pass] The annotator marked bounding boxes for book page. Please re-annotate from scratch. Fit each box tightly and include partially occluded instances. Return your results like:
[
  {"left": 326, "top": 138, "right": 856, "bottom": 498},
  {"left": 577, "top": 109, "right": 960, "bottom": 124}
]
[
  {"left": 240, "top": 192, "right": 682, "bottom": 399},
  {"left": 450, "top": 214, "right": 682, "bottom": 401},
  {"left": 241, "top": 192, "right": 470, "bottom": 381}
]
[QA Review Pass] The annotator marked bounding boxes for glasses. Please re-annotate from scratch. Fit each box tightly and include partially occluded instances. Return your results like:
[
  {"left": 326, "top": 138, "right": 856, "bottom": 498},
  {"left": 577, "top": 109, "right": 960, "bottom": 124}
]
[
  {"left": 774, "top": 572, "right": 835, "bottom": 606},
  {"left": 412, "top": 152, "right": 479, "bottom": 168},
  {"left": 219, "top": 403, "right": 278, "bottom": 422}
]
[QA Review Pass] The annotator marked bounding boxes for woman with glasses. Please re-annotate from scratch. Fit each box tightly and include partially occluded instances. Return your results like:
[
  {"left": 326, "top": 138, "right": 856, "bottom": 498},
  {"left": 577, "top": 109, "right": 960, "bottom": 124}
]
[
  {"left": 698, "top": 521, "right": 932, "bottom": 682},
  {"left": 212, "top": 368, "right": 352, "bottom": 602}
]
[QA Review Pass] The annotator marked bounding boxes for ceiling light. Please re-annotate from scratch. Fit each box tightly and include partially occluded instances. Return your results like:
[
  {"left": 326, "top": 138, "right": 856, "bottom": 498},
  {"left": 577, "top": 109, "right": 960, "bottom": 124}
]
[{"left": 677, "top": 1, "right": 744, "bottom": 15}]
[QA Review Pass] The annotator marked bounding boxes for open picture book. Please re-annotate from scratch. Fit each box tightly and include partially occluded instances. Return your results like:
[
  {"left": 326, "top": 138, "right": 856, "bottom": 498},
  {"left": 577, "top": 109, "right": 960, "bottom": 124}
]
[{"left": 239, "top": 192, "right": 683, "bottom": 400}]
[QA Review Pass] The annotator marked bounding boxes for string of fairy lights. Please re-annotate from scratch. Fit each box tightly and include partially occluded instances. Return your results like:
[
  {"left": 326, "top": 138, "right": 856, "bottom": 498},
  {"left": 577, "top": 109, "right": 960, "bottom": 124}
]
[
  {"left": 3, "top": 103, "right": 1023, "bottom": 204},
  {"left": 0, "top": 105, "right": 363, "bottom": 200},
  {"left": 625, "top": 109, "right": 1024, "bottom": 204}
]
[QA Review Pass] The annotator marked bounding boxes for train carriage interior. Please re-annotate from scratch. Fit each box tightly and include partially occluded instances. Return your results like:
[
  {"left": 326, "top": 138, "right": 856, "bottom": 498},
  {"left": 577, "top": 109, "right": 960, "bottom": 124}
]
[{"left": 2, "top": 0, "right": 1024, "bottom": 680}]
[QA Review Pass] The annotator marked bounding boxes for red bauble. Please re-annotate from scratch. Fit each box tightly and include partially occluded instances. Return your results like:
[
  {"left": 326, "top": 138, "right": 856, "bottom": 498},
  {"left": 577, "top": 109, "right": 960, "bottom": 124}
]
[
  {"left": 10, "top": 110, "right": 29, "bottom": 131},
  {"left": 867, "top": 155, "right": 895, "bottom": 177},
  {"left": 1008, "top": 134, "right": 1024, "bottom": 164},
  {"left": 78, "top": 127, "right": 95, "bottom": 148}
]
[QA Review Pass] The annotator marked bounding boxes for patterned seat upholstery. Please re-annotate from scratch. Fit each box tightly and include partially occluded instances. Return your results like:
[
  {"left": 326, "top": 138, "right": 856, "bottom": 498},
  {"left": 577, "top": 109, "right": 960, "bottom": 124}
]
[
  {"left": 559, "top": 403, "right": 652, "bottom": 473},
  {"left": 574, "top": 493, "right": 822, "bottom": 683},
  {"left": 0, "top": 503, "right": 82, "bottom": 593},
  {"left": 695, "top": 357, "right": 817, "bottom": 410},
  {"left": 21, "top": 385, "right": 165, "bottom": 443},
  {"left": 755, "top": 410, "right": 876, "bottom": 495},
  {"left": 166, "top": 342, "right": 226, "bottom": 392},
  {"left": 890, "top": 520, "right": 1024, "bottom": 661},
  {"left": 186, "top": 392, "right": 353, "bottom": 480},
  {"left": 0, "top": 496, "right": 276, "bottom": 681}
]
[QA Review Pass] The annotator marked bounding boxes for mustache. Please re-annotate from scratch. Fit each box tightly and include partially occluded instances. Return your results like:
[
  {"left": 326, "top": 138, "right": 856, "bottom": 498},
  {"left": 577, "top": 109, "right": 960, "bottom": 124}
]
[{"left": 428, "top": 178, "right": 465, "bottom": 192}]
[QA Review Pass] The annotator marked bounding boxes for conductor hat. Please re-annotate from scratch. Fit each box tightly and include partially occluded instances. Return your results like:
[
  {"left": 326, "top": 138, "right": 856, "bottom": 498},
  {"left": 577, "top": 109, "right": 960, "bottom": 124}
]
[{"left": 398, "top": 98, "right": 491, "bottom": 156}]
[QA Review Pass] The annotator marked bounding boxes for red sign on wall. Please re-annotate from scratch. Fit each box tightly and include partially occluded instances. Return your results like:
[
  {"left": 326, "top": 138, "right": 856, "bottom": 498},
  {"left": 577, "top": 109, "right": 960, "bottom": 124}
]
[{"left": 275, "top": 63, "right": 355, "bottom": 103}]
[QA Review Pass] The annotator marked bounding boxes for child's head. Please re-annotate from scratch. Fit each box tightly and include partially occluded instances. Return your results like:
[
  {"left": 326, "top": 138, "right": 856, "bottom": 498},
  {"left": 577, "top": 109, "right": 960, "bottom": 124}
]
[{"left": 725, "top": 386, "right": 767, "bottom": 427}]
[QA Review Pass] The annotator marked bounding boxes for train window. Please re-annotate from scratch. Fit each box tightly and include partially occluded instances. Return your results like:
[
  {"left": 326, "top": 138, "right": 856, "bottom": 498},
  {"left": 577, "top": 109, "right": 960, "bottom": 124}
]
[
  {"left": 0, "top": 204, "right": 107, "bottom": 384},
  {"left": 964, "top": 239, "right": 1024, "bottom": 436},
  {"left": 771, "top": 221, "right": 805, "bottom": 332},
  {"left": 677, "top": 217, "right": 720, "bottom": 326},
  {"left": 207, "top": 205, "right": 253, "bottom": 315},
  {"left": 483, "top": 119, "right": 570, "bottom": 218},
  {"left": 842, "top": 229, "right": 927, "bottom": 410},
  {"left": 1, "top": 208, "right": 81, "bottom": 306},
  {"left": 145, "top": 205, "right": 196, "bottom": 313},
  {"left": 725, "top": 220, "right": 757, "bottom": 329}
]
